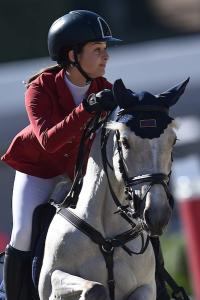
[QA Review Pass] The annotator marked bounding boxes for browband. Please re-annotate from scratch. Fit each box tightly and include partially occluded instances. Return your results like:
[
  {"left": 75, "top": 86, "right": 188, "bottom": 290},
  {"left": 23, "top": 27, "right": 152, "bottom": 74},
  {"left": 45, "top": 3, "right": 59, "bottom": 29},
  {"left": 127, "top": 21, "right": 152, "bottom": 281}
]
[{"left": 117, "top": 105, "right": 169, "bottom": 116}]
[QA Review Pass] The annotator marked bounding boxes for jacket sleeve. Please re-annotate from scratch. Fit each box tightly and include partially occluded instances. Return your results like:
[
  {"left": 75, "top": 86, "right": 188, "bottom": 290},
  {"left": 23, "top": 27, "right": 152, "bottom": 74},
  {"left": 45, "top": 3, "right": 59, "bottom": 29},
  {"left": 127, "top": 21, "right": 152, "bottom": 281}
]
[{"left": 25, "top": 82, "right": 93, "bottom": 154}]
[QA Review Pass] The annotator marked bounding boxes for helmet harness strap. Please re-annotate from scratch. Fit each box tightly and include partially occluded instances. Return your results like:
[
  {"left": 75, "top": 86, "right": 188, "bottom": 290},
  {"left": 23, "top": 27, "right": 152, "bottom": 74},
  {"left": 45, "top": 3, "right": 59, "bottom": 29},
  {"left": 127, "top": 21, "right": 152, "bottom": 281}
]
[{"left": 73, "top": 48, "right": 92, "bottom": 84}]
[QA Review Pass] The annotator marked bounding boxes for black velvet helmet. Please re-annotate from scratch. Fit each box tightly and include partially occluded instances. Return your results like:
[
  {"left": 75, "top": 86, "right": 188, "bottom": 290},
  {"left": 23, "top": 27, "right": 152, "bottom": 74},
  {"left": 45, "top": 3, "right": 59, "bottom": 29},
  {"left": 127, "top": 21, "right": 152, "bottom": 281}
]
[{"left": 48, "top": 10, "right": 122, "bottom": 62}]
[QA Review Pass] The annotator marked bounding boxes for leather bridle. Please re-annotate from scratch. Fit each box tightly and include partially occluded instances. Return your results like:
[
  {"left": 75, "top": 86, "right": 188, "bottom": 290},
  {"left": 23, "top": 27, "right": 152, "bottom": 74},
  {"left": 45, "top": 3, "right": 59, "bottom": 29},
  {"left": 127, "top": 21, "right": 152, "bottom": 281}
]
[
  {"left": 115, "top": 129, "right": 174, "bottom": 216},
  {"left": 101, "top": 124, "right": 174, "bottom": 229}
]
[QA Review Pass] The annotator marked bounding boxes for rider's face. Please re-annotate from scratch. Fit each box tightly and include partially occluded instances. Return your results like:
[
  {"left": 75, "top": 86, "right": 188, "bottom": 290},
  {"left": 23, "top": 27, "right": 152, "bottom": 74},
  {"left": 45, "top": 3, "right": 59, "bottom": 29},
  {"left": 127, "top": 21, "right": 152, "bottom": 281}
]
[{"left": 78, "top": 42, "right": 109, "bottom": 78}]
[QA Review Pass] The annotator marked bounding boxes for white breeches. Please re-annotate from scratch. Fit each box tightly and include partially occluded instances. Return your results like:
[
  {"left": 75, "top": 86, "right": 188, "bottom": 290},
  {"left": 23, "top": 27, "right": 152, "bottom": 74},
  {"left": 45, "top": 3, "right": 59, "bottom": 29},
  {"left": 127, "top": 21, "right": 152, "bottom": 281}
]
[{"left": 10, "top": 171, "right": 60, "bottom": 251}]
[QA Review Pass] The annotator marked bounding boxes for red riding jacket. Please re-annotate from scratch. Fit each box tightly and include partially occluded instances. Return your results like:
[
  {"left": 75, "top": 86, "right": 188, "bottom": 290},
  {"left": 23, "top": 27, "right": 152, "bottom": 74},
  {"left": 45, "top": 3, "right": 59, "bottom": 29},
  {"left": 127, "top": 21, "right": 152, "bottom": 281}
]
[{"left": 1, "top": 69, "right": 112, "bottom": 179}]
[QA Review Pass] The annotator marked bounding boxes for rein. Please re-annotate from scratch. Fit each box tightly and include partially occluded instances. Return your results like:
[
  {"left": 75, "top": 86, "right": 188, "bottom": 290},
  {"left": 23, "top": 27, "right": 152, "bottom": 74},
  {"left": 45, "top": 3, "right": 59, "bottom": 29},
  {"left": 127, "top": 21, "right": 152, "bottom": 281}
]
[
  {"left": 100, "top": 126, "right": 150, "bottom": 248},
  {"left": 57, "top": 112, "right": 104, "bottom": 208}
]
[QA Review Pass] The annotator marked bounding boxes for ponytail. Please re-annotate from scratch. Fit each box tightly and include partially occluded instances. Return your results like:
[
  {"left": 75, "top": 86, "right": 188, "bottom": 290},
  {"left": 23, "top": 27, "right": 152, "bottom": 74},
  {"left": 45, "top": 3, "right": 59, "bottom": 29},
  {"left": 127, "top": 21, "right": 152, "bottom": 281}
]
[
  {"left": 24, "top": 43, "right": 85, "bottom": 88},
  {"left": 25, "top": 64, "right": 62, "bottom": 88}
]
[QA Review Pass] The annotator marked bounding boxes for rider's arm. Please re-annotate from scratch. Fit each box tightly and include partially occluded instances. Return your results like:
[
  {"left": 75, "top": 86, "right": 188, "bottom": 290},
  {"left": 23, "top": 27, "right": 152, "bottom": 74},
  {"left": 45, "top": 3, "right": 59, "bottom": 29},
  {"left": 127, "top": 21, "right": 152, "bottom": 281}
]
[{"left": 25, "top": 75, "right": 93, "bottom": 154}]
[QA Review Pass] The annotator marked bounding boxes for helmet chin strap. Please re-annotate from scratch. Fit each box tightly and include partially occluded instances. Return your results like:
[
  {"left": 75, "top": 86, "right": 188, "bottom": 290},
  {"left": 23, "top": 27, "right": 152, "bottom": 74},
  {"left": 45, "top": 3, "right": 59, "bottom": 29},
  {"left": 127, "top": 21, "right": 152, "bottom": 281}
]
[{"left": 73, "top": 49, "right": 92, "bottom": 84}]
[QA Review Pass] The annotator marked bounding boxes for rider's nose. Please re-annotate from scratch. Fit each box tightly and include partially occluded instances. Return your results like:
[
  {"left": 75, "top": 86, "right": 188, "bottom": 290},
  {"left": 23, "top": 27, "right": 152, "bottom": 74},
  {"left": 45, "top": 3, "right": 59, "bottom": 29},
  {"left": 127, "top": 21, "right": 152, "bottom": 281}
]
[{"left": 103, "top": 49, "right": 109, "bottom": 61}]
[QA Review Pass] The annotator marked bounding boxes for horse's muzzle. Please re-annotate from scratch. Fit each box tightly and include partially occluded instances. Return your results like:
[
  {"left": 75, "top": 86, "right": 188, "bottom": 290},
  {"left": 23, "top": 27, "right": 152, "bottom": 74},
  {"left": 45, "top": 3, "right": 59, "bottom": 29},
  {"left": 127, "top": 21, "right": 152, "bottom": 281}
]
[{"left": 144, "top": 206, "right": 172, "bottom": 237}]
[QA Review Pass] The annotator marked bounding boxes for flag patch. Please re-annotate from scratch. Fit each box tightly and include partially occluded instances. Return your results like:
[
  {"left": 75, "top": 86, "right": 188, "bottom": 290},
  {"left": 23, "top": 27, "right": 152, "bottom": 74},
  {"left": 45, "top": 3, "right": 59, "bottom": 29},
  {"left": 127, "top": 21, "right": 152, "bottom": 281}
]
[{"left": 140, "top": 119, "right": 157, "bottom": 128}]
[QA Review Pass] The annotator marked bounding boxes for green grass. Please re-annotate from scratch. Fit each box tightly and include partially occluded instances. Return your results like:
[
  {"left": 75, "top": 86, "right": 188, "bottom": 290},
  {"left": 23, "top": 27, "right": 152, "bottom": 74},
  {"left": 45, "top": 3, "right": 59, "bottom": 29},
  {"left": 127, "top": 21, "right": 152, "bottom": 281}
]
[{"left": 160, "top": 233, "right": 193, "bottom": 296}]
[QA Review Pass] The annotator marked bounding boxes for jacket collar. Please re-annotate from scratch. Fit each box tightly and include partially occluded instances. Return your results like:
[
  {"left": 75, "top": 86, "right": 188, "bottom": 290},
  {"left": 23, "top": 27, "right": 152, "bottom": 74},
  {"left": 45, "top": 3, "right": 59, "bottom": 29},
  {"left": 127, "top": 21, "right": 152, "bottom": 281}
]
[{"left": 55, "top": 69, "right": 100, "bottom": 113}]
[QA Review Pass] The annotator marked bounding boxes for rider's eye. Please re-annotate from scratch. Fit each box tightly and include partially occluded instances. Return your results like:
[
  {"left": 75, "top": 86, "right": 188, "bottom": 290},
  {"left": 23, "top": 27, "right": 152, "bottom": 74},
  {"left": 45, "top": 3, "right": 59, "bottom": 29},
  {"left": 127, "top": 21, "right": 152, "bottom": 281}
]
[{"left": 121, "top": 137, "right": 130, "bottom": 149}]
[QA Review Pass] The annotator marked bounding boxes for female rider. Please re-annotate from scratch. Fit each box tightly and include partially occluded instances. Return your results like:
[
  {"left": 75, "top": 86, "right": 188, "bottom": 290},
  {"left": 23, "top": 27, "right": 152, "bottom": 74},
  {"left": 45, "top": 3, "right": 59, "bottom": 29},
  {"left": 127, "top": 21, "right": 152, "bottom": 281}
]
[
  {"left": 1, "top": 9, "right": 169, "bottom": 300},
  {"left": 1, "top": 10, "right": 120, "bottom": 300}
]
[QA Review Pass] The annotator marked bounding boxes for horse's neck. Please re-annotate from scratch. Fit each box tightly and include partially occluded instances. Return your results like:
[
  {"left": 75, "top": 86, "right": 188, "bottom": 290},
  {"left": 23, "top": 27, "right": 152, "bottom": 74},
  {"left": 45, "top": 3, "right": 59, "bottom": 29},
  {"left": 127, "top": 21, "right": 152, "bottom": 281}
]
[{"left": 74, "top": 130, "right": 129, "bottom": 236}]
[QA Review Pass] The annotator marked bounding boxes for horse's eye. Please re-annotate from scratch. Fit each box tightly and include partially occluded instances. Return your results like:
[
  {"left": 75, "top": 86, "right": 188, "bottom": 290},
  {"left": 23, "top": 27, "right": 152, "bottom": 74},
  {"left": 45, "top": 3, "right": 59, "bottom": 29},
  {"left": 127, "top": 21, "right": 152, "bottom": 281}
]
[
  {"left": 121, "top": 137, "right": 130, "bottom": 149},
  {"left": 173, "top": 138, "right": 177, "bottom": 146}
]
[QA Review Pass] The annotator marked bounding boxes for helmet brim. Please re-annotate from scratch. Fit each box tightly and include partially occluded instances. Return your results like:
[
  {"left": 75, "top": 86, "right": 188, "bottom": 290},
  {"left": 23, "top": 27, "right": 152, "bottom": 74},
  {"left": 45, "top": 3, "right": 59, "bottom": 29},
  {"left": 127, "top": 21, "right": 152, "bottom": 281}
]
[{"left": 104, "top": 37, "right": 122, "bottom": 43}]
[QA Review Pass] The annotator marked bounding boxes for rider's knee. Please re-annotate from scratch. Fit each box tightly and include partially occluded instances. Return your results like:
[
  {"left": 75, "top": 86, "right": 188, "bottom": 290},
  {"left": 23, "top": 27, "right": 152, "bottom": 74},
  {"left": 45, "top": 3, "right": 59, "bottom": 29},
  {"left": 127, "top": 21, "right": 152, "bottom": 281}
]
[{"left": 10, "top": 228, "right": 31, "bottom": 251}]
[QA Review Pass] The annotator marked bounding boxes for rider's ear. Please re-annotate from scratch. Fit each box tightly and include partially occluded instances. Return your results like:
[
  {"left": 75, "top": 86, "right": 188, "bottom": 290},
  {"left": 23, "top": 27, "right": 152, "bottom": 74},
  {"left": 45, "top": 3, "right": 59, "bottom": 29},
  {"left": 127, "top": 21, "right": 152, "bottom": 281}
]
[
  {"left": 68, "top": 50, "right": 75, "bottom": 63},
  {"left": 158, "top": 77, "right": 190, "bottom": 107}
]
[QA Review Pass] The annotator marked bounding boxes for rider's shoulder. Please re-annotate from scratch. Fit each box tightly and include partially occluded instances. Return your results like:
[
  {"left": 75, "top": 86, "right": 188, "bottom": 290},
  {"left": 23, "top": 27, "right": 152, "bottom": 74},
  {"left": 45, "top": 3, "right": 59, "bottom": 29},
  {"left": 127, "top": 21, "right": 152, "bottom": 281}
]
[{"left": 26, "top": 66, "right": 62, "bottom": 91}]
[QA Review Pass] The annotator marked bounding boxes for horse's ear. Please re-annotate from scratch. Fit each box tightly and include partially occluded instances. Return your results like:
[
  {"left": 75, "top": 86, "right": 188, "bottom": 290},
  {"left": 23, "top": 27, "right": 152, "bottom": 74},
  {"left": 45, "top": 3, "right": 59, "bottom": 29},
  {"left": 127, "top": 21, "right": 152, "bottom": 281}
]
[
  {"left": 112, "top": 79, "right": 138, "bottom": 108},
  {"left": 112, "top": 79, "right": 128, "bottom": 102},
  {"left": 157, "top": 77, "right": 190, "bottom": 107}
]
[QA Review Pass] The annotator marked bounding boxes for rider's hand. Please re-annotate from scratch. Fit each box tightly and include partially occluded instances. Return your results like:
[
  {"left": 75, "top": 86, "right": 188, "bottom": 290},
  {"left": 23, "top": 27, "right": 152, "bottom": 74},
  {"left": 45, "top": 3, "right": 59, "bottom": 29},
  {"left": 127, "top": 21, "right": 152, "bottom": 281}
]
[{"left": 83, "top": 89, "right": 117, "bottom": 113}]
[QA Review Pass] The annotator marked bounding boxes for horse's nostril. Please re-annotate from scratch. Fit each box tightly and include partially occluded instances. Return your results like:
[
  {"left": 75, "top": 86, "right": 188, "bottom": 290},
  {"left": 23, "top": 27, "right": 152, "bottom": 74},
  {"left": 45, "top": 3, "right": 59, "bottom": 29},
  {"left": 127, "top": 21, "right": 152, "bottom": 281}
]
[{"left": 144, "top": 209, "right": 169, "bottom": 236}]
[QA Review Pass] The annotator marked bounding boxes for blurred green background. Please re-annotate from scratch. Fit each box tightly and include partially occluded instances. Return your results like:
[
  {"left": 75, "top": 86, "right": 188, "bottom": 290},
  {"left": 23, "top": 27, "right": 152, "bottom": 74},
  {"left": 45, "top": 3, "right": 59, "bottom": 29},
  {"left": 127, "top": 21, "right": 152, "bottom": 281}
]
[{"left": 161, "top": 232, "right": 192, "bottom": 296}]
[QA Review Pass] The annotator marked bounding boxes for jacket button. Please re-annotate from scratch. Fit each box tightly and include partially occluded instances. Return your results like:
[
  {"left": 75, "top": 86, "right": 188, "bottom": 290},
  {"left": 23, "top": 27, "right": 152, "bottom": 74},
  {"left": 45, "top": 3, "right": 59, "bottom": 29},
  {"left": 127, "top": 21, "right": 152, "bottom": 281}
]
[{"left": 64, "top": 154, "right": 69, "bottom": 158}]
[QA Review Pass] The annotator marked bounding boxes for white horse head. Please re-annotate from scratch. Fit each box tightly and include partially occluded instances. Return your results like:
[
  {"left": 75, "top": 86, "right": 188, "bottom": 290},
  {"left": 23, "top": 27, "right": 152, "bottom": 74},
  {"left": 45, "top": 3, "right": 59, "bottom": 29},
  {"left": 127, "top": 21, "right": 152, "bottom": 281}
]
[{"left": 105, "top": 78, "right": 189, "bottom": 236}]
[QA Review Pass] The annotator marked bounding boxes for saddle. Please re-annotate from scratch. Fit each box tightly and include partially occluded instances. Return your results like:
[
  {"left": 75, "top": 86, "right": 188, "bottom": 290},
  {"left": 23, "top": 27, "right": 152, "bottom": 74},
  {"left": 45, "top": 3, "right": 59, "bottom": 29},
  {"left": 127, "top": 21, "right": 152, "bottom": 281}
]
[{"left": 31, "top": 203, "right": 56, "bottom": 290}]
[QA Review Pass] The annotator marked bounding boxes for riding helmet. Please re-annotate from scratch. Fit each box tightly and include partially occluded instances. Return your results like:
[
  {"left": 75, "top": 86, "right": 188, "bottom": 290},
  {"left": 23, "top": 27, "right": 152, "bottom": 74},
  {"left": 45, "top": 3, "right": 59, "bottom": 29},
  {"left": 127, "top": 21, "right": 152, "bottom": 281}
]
[{"left": 48, "top": 10, "right": 122, "bottom": 62}]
